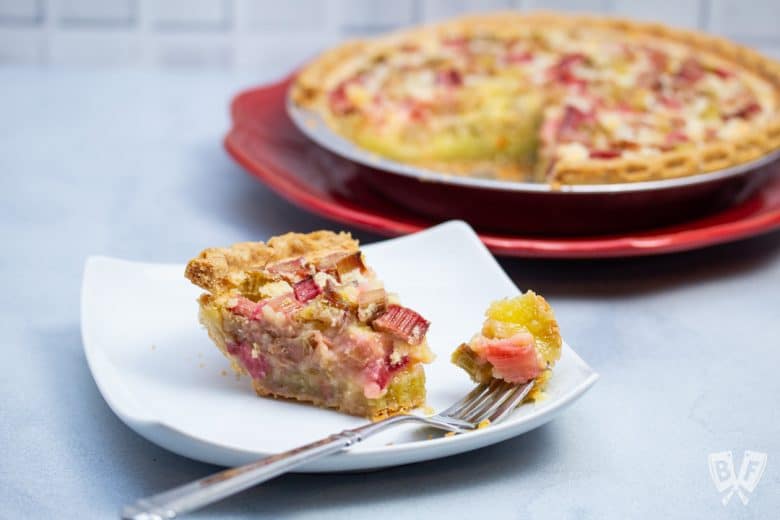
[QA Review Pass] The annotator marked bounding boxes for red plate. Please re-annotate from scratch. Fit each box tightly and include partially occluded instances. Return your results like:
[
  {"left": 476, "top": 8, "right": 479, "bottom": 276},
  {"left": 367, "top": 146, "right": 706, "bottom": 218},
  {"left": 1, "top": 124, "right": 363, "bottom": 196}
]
[{"left": 225, "top": 76, "right": 780, "bottom": 258}]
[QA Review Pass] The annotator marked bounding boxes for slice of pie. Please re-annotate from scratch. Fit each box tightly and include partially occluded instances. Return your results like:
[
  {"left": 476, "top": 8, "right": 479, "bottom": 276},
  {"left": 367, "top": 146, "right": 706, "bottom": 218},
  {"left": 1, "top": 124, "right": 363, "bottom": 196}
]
[
  {"left": 185, "top": 231, "right": 434, "bottom": 419},
  {"left": 451, "top": 291, "right": 561, "bottom": 401}
]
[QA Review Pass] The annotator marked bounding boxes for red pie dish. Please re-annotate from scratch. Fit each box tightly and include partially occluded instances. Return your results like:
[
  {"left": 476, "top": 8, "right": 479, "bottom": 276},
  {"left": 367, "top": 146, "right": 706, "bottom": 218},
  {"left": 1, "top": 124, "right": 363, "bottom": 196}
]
[{"left": 224, "top": 76, "right": 780, "bottom": 258}]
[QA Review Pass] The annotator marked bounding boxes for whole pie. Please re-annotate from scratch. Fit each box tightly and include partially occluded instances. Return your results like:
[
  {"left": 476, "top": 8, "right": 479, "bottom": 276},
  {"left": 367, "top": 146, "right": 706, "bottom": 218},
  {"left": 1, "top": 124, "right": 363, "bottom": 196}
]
[
  {"left": 185, "top": 231, "right": 433, "bottom": 419},
  {"left": 451, "top": 291, "right": 561, "bottom": 401},
  {"left": 292, "top": 12, "right": 780, "bottom": 184}
]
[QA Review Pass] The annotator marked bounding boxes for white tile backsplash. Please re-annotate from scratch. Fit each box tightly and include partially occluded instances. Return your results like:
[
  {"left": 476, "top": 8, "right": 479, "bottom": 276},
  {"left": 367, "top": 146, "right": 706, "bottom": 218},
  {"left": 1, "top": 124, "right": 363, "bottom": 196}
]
[
  {"left": 49, "top": 31, "right": 140, "bottom": 64},
  {"left": 57, "top": 0, "right": 136, "bottom": 27},
  {"left": 1, "top": 0, "right": 778, "bottom": 66},
  {"left": 233, "top": 33, "right": 339, "bottom": 72},
  {"left": 524, "top": 0, "right": 610, "bottom": 13},
  {"left": 611, "top": 0, "right": 701, "bottom": 29},
  {"left": 150, "top": 0, "right": 230, "bottom": 31},
  {"left": 240, "top": 0, "right": 328, "bottom": 31},
  {"left": 151, "top": 33, "right": 232, "bottom": 66},
  {"left": 761, "top": 46, "right": 780, "bottom": 60},
  {"left": 0, "top": 27, "right": 43, "bottom": 62},
  {"left": 0, "top": 0, "right": 43, "bottom": 25},
  {"left": 337, "top": 0, "right": 416, "bottom": 31},
  {"left": 421, "top": 0, "right": 514, "bottom": 22},
  {"left": 708, "top": 0, "right": 779, "bottom": 40}
]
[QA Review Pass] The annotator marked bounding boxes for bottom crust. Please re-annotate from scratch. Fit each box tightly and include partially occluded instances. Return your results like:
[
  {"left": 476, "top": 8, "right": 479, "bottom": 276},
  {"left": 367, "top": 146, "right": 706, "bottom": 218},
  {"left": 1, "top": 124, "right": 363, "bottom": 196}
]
[{"left": 251, "top": 365, "right": 426, "bottom": 421}]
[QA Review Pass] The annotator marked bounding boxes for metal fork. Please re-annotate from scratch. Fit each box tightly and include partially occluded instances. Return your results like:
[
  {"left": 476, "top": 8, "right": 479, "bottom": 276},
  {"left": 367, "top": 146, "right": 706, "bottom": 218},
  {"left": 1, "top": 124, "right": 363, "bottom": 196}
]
[{"left": 122, "top": 380, "right": 534, "bottom": 519}]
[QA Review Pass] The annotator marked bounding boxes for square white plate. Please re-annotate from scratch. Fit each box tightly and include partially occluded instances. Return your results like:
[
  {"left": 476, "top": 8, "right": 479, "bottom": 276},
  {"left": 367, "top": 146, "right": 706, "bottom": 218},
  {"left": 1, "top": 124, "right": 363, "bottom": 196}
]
[{"left": 81, "top": 221, "right": 598, "bottom": 471}]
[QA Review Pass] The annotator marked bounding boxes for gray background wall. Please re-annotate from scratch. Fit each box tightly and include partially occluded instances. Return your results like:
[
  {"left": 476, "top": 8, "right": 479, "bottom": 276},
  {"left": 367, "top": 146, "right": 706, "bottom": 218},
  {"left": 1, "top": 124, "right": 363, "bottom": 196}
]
[{"left": 0, "top": 0, "right": 778, "bottom": 69}]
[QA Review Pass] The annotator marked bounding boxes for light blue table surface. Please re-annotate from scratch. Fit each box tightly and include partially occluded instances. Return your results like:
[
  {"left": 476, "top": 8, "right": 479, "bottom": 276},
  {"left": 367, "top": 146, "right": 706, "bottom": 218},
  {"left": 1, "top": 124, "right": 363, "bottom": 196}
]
[{"left": 2, "top": 66, "right": 779, "bottom": 519}]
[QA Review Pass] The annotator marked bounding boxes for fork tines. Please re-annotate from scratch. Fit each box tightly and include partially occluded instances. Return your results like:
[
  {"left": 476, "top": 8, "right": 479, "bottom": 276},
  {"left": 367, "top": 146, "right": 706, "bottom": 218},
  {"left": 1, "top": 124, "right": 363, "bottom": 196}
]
[{"left": 440, "top": 380, "right": 535, "bottom": 429}]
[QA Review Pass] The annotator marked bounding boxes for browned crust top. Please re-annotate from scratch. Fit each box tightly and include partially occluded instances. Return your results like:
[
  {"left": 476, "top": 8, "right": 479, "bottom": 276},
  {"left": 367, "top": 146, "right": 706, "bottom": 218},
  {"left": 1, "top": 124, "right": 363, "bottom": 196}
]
[
  {"left": 294, "top": 11, "right": 780, "bottom": 104},
  {"left": 185, "top": 230, "right": 358, "bottom": 293},
  {"left": 291, "top": 11, "right": 780, "bottom": 185}
]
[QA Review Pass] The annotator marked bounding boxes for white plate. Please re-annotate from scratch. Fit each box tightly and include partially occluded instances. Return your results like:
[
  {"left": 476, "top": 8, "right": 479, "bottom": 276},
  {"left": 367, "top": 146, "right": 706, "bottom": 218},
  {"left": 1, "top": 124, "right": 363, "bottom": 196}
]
[{"left": 81, "top": 221, "right": 598, "bottom": 472}]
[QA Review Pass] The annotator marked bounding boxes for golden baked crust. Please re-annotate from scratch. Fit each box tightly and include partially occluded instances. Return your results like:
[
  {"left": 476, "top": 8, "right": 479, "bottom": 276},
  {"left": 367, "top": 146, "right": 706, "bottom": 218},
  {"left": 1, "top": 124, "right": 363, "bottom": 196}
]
[
  {"left": 250, "top": 367, "right": 426, "bottom": 421},
  {"left": 185, "top": 230, "right": 358, "bottom": 294},
  {"left": 292, "top": 11, "right": 780, "bottom": 185}
]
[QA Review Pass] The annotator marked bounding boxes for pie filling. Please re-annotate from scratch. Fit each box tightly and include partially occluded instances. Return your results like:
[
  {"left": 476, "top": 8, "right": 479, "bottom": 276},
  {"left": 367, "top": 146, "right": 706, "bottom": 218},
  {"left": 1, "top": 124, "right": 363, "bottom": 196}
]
[
  {"left": 452, "top": 291, "right": 562, "bottom": 400},
  {"left": 190, "top": 234, "right": 433, "bottom": 419},
  {"left": 298, "top": 15, "right": 778, "bottom": 183}
]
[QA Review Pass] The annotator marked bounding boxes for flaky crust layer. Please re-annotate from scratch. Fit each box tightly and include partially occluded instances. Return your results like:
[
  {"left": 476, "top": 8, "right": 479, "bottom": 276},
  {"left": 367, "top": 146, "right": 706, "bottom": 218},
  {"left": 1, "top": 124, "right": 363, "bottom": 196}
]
[
  {"left": 251, "top": 373, "right": 426, "bottom": 421},
  {"left": 292, "top": 11, "right": 780, "bottom": 185},
  {"left": 185, "top": 231, "right": 358, "bottom": 294}
]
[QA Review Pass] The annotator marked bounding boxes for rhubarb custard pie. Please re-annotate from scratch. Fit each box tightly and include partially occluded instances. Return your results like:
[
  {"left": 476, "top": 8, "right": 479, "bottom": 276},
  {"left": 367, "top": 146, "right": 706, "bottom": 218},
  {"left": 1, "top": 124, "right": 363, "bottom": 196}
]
[
  {"left": 185, "top": 231, "right": 433, "bottom": 419},
  {"left": 292, "top": 12, "right": 780, "bottom": 184},
  {"left": 452, "top": 291, "right": 561, "bottom": 401}
]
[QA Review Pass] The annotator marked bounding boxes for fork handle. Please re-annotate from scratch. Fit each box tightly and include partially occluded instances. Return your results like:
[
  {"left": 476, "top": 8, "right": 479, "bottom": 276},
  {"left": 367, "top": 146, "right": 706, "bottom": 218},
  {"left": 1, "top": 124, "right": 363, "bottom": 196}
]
[{"left": 121, "top": 415, "right": 415, "bottom": 519}]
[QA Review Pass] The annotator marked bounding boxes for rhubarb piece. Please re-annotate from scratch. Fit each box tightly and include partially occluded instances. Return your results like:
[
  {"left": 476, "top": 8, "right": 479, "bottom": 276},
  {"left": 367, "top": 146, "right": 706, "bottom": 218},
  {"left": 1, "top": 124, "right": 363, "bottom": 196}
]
[
  {"left": 293, "top": 276, "right": 321, "bottom": 303},
  {"left": 452, "top": 291, "right": 562, "bottom": 402},
  {"left": 265, "top": 293, "right": 302, "bottom": 316},
  {"left": 507, "top": 51, "right": 534, "bottom": 64},
  {"left": 676, "top": 57, "right": 705, "bottom": 84},
  {"left": 589, "top": 149, "right": 622, "bottom": 159},
  {"left": 357, "top": 280, "right": 386, "bottom": 323},
  {"left": 328, "top": 79, "right": 362, "bottom": 116},
  {"left": 335, "top": 251, "right": 367, "bottom": 279},
  {"left": 185, "top": 231, "right": 433, "bottom": 419},
  {"left": 549, "top": 53, "right": 588, "bottom": 86},
  {"left": 470, "top": 333, "right": 544, "bottom": 383},
  {"left": 311, "top": 251, "right": 350, "bottom": 274},
  {"left": 267, "top": 257, "right": 311, "bottom": 283},
  {"left": 372, "top": 305, "right": 430, "bottom": 345},
  {"left": 727, "top": 102, "right": 762, "bottom": 120},
  {"left": 228, "top": 296, "right": 258, "bottom": 320},
  {"left": 435, "top": 68, "right": 463, "bottom": 87}
]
